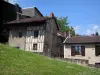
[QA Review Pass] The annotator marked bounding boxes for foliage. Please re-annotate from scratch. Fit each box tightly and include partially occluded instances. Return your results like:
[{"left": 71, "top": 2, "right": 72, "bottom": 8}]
[
  {"left": 75, "top": 34, "right": 82, "bottom": 36},
  {"left": 57, "top": 17, "right": 75, "bottom": 36},
  {"left": 70, "top": 26, "right": 75, "bottom": 36},
  {"left": 57, "top": 17, "right": 69, "bottom": 31},
  {"left": 95, "top": 32, "right": 99, "bottom": 36},
  {"left": 0, "top": 44, "right": 100, "bottom": 75},
  {"left": 15, "top": 3, "right": 20, "bottom": 7}
]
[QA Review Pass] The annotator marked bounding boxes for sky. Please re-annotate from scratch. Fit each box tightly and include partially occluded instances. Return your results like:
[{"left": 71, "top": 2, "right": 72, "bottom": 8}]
[{"left": 9, "top": 0, "right": 100, "bottom": 35}]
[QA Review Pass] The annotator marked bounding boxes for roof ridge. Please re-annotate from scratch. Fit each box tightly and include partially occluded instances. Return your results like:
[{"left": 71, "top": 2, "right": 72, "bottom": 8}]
[{"left": 22, "top": 6, "right": 36, "bottom": 9}]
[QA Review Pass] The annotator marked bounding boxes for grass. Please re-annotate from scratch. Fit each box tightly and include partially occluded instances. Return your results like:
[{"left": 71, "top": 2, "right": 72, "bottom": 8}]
[{"left": 0, "top": 43, "right": 100, "bottom": 75}]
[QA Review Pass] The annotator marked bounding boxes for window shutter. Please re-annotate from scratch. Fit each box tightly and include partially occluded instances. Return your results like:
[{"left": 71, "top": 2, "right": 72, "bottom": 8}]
[
  {"left": 71, "top": 46, "right": 75, "bottom": 56},
  {"left": 81, "top": 46, "right": 85, "bottom": 56},
  {"left": 95, "top": 46, "right": 100, "bottom": 56},
  {"left": 95, "top": 46, "right": 98, "bottom": 56}
]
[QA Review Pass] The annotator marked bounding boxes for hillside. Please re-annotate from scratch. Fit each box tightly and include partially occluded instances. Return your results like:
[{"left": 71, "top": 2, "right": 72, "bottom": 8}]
[{"left": 0, "top": 44, "right": 100, "bottom": 75}]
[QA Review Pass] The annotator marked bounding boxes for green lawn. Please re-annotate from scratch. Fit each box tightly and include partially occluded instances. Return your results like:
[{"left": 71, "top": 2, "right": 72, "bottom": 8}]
[{"left": 0, "top": 44, "right": 100, "bottom": 75}]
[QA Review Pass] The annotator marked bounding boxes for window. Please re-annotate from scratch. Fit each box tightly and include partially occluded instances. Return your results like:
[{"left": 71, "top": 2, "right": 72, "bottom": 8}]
[
  {"left": 71, "top": 46, "right": 85, "bottom": 56},
  {"left": 33, "top": 44, "right": 37, "bottom": 50},
  {"left": 75, "top": 46, "right": 81, "bottom": 55},
  {"left": 34, "top": 31, "right": 38, "bottom": 38},
  {"left": 19, "top": 32, "right": 22, "bottom": 38}
]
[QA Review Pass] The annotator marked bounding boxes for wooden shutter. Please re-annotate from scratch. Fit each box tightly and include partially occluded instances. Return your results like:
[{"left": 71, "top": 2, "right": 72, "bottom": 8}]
[
  {"left": 95, "top": 46, "right": 98, "bottom": 56},
  {"left": 95, "top": 46, "right": 100, "bottom": 56},
  {"left": 81, "top": 46, "right": 85, "bottom": 56},
  {"left": 71, "top": 46, "right": 75, "bottom": 56}
]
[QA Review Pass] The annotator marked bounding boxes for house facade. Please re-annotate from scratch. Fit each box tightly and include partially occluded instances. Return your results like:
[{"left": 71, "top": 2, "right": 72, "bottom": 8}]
[
  {"left": 8, "top": 19, "right": 46, "bottom": 52},
  {"left": 7, "top": 8, "right": 64, "bottom": 57},
  {"left": 63, "top": 36, "right": 100, "bottom": 65}
]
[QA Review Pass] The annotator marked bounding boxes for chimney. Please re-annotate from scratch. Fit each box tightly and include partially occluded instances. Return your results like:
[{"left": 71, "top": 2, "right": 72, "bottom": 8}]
[
  {"left": 64, "top": 32, "right": 68, "bottom": 38},
  {"left": 50, "top": 12, "right": 54, "bottom": 17},
  {"left": 68, "top": 31, "right": 71, "bottom": 38}
]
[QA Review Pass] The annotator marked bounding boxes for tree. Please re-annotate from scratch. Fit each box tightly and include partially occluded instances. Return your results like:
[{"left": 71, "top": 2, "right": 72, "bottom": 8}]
[
  {"left": 95, "top": 32, "right": 99, "bottom": 36},
  {"left": 57, "top": 17, "right": 69, "bottom": 32},
  {"left": 57, "top": 17, "right": 75, "bottom": 36},
  {"left": 71, "top": 27, "right": 75, "bottom": 36},
  {"left": 15, "top": 3, "right": 22, "bottom": 12}
]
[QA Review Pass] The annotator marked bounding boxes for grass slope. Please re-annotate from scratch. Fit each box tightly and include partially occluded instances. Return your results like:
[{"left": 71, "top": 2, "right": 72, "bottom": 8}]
[{"left": 0, "top": 44, "right": 100, "bottom": 75}]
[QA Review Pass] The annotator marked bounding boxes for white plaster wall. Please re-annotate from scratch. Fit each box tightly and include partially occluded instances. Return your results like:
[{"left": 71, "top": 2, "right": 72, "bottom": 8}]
[
  {"left": 85, "top": 45, "right": 95, "bottom": 64},
  {"left": 64, "top": 44, "right": 100, "bottom": 64},
  {"left": 64, "top": 45, "right": 71, "bottom": 58}
]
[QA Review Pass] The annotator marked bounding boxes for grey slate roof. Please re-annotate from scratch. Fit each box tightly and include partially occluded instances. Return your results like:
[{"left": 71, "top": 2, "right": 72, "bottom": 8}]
[
  {"left": 64, "top": 36, "right": 100, "bottom": 44},
  {"left": 22, "top": 7, "right": 43, "bottom": 17}
]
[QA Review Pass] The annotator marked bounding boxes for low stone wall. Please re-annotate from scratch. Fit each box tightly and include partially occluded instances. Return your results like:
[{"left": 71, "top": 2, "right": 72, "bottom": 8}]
[
  {"left": 64, "top": 58, "right": 89, "bottom": 66},
  {"left": 56, "top": 58, "right": 100, "bottom": 68},
  {"left": 88, "top": 63, "right": 100, "bottom": 68},
  {"left": 33, "top": 53, "right": 100, "bottom": 68}
]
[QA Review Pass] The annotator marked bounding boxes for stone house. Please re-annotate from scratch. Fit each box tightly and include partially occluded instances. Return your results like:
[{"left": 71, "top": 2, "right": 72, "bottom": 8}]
[
  {"left": 2, "top": 0, "right": 22, "bottom": 43},
  {"left": 6, "top": 7, "right": 65, "bottom": 57},
  {"left": 2, "top": 0, "right": 23, "bottom": 23},
  {"left": 63, "top": 36, "right": 100, "bottom": 65},
  {"left": 2, "top": 0, "right": 32, "bottom": 43}
]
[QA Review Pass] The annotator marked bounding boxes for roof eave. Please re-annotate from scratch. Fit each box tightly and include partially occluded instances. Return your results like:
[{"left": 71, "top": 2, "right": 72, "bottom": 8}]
[{"left": 64, "top": 42, "right": 100, "bottom": 44}]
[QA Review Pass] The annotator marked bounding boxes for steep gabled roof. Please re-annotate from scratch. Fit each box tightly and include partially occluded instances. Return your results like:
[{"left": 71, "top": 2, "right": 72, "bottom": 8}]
[
  {"left": 64, "top": 36, "right": 100, "bottom": 44},
  {"left": 22, "top": 7, "right": 43, "bottom": 17}
]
